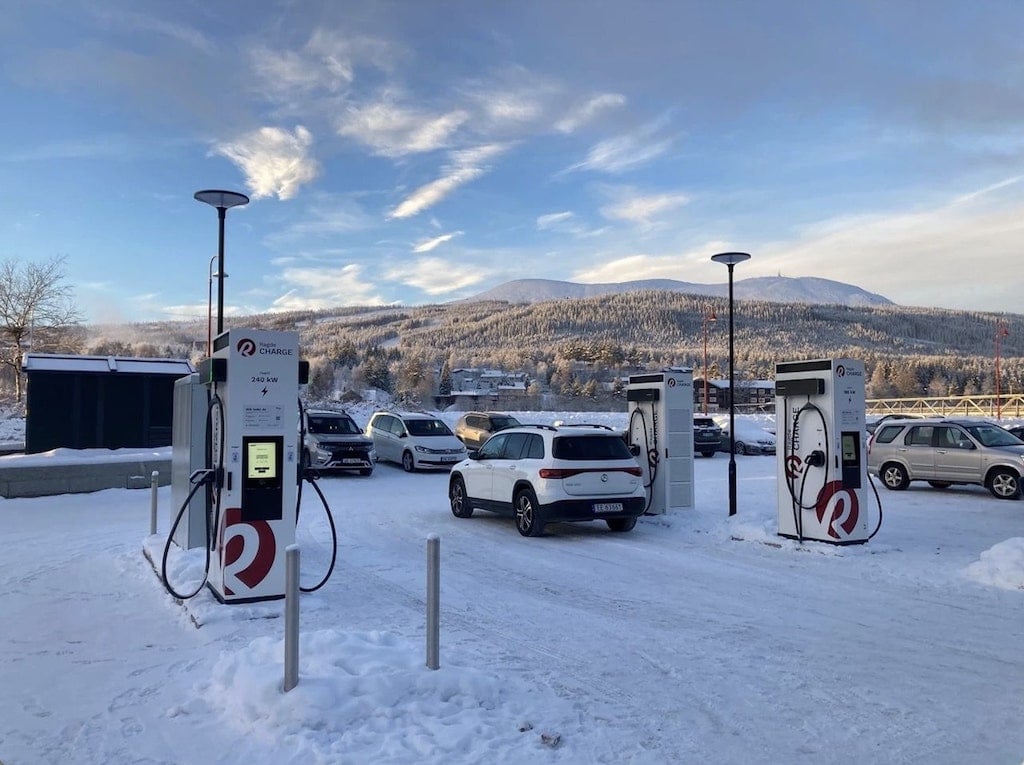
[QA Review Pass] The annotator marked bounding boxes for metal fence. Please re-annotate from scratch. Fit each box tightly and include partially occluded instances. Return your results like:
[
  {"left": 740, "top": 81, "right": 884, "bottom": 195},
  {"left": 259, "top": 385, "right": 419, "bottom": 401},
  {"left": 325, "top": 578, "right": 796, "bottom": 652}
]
[{"left": 866, "top": 393, "right": 1024, "bottom": 419}]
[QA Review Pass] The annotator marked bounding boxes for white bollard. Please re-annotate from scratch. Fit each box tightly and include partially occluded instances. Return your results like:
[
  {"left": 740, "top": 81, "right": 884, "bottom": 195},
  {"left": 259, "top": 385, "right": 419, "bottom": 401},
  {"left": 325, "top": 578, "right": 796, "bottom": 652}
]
[
  {"left": 426, "top": 534, "right": 440, "bottom": 670},
  {"left": 284, "top": 544, "right": 300, "bottom": 692},
  {"left": 149, "top": 470, "right": 159, "bottom": 535}
]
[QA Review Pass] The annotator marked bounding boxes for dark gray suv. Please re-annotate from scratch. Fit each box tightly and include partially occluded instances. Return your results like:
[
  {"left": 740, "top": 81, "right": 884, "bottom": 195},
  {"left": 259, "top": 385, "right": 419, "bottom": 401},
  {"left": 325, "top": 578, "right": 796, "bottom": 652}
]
[
  {"left": 867, "top": 418, "right": 1024, "bottom": 499},
  {"left": 302, "top": 409, "right": 374, "bottom": 476}
]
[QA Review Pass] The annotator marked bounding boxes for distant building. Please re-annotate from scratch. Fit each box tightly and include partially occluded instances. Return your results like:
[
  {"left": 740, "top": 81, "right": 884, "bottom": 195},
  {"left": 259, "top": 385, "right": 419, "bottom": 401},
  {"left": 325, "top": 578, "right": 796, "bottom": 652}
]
[{"left": 693, "top": 377, "right": 776, "bottom": 411}]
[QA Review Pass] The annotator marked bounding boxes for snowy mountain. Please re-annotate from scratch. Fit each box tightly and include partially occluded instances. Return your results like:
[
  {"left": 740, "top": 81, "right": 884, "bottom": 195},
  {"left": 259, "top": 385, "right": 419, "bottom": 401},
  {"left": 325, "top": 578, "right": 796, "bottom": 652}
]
[{"left": 465, "top": 276, "right": 893, "bottom": 307}]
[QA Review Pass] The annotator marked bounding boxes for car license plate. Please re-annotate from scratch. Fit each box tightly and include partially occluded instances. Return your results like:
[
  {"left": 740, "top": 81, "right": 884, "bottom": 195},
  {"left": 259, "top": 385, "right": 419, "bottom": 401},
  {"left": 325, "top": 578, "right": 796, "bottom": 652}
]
[
  {"left": 594, "top": 502, "right": 623, "bottom": 513},
  {"left": 442, "top": 456, "right": 457, "bottom": 462},
  {"left": 342, "top": 458, "right": 362, "bottom": 464}
]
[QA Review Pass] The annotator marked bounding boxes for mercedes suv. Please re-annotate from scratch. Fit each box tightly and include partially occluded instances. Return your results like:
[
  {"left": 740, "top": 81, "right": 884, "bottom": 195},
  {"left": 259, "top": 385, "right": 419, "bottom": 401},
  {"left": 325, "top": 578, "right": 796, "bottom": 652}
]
[
  {"left": 867, "top": 417, "right": 1024, "bottom": 499},
  {"left": 448, "top": 424, "right": 646, "bottom": 537}
]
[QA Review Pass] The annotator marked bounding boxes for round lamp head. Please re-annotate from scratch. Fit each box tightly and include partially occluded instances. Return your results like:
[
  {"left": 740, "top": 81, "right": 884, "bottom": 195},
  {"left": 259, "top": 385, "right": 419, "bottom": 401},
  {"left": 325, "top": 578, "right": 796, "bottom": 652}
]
[
  {"left": 711, "top": 251, "right": 751, "bottom": 266},
  {"left": 194, "top": 189, "right": 250, "bottom": 209}
]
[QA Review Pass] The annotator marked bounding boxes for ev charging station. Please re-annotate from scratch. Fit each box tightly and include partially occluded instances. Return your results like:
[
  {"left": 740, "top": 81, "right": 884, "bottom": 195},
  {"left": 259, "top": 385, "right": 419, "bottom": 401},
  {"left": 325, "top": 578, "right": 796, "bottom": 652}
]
[
  {"left": 775, "top": 358, "right": 871, "bottom": 545},
  {"left": 626, "top": 370, "right": 695, "bottom": 515},
  {"left": 197, "top": 328, "right": 301, "bottom": 603}
]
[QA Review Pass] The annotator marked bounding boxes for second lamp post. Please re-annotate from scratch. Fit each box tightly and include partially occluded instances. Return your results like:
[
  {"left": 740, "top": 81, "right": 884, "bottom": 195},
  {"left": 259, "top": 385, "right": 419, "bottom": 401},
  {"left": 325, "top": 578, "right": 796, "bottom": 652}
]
[{"left": 710, "top": 251, "right": 751, "bottom": 517}]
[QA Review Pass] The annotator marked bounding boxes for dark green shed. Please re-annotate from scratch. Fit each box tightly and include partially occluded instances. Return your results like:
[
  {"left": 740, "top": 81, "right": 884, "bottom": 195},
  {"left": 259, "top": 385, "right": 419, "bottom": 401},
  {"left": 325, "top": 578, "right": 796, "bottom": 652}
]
[{"left": 22, "top": 354, "right": 195, "bottom": 454}]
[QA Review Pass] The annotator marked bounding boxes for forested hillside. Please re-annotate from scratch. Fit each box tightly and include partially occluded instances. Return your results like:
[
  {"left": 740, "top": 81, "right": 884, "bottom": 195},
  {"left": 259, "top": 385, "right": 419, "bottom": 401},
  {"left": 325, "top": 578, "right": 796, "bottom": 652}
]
[{"left": 84, "top": 291, "right": 1024, "bottom": 403}]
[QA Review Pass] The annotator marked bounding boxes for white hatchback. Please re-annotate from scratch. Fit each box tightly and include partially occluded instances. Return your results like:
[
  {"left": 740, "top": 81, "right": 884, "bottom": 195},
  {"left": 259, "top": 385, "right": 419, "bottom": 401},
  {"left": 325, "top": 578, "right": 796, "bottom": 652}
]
[
  {"left": 365, "top": 411, "right": 467, "bottom": 472},
  {"left": 448, "top": 424, "right": 646, "bottom": 536}
]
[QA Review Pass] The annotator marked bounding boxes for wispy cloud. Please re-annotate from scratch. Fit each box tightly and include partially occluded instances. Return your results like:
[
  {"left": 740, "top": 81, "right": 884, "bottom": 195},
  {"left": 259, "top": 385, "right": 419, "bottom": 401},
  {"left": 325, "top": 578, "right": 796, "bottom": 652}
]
[
  {"left": 555, "top": 93, "right": 627, "bottom": 134},
  {"left": 90, "top": 8, "right": 215, "bottom": 54},
  {"left": 270, "top": 263, "right": 385, "bottom": 311},
  {"left": 565, "top": 118, "right": 675, "bottom": 174},
  {"left": 572, "top": 242, "right": 733, "bottom": 284},
  {"left": 385, "top": 257, "right": 487, "bottom": 295},
  {"left": 213, "top": 126, "right": 320, "bottom": 200},
  {"left": 388, "top": 143, "right": 509, "bottom": 219},
  {"left": 537, "top": 212, "right": 574, "bottom": 230},
  {"left": 337, "top": 100, "right": 469, "bottom": 157},
  {"left": 600, "top": 188, "right": 691, "bottom": 227},
  {"left": 250, "top": 29, "right": 397, "bottom": 104},
  {"left": 413, "top": 232, "right": 462, "bottom": 253}
]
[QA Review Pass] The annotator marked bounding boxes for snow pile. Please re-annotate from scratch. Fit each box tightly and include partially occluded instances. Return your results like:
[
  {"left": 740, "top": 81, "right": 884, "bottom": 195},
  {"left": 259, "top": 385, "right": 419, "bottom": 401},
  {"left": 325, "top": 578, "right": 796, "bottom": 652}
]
[
  {"left": 199, "top": 629, "right": 578, "bottom": 764},
  {"left": 965, "top": 537, "right": 1024, "bottom": 590}
]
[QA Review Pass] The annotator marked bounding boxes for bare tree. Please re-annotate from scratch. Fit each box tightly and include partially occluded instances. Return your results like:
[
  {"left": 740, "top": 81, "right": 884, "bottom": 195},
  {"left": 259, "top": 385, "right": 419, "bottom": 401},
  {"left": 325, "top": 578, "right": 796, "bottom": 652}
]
[{"left": 0, "top": 256, "right": 83, "bottom": 400}]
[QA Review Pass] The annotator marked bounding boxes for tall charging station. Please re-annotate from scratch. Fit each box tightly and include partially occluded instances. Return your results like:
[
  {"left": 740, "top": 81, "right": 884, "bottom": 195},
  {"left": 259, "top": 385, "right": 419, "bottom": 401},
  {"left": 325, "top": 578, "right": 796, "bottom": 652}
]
[
  {"left": 775, "top": 358, "right": 870, "bottom": 545},
  {"left": 626, "top": 370, "right": 695, "bottom": 515},
  {"left": 197, "top": 328, "right": 301, "bottom": 603}
]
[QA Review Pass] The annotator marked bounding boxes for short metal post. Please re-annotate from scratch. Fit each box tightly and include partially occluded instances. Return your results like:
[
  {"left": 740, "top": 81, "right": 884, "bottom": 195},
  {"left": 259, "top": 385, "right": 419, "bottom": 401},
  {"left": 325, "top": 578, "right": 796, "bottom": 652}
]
[
  {"left": 426, "top": 534, "right": 440, "bottom": 670},
  {"left": 284, "top": 544, "right": 300, "bottom": 692},
  {"left": 149, "top": 470, "right": 159, "bottom": 535}
]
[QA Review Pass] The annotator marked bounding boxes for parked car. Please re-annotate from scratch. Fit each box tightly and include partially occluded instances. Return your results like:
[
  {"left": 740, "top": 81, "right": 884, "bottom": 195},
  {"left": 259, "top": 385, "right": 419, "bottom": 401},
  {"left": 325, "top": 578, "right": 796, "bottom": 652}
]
[
  {"left": 1005, "top": 424, "right": 1024, "bottom": 440},
  {"left": 454, "top": 411, "right": 523, "bottom": 451},
  {"left": 448, "top": 424, "right": 646, "bottom": 537},
  {"left": 693, "top": 415, "right": 722, "bottom": 458},
  {"left": 364, "top": 411, "right": 467, "bottom": 472},
  {"left": 866, "top": 413, "right": 920, "bottom": 434},
  {"left": 867, "top": 417, "right": 1024, "bottom": 499},
  {"left": 712, "top": 416, "right": 777, "bottom": 455},
  {"left": 301, "top": 409, "right": 374, "bottom": 476}
]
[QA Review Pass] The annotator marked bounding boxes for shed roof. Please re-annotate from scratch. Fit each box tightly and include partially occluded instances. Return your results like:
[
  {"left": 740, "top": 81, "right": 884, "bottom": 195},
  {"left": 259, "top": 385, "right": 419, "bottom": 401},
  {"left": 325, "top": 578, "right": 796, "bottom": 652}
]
[{"left": 22, "top": 353, "right": 195, "bottom": 376}]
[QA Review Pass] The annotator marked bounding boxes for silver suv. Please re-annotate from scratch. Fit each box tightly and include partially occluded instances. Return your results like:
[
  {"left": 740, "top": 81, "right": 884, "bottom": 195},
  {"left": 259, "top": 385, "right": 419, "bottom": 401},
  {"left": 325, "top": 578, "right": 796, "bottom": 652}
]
[
  {"left": 867, "top": 418, "right": 1024, "bottom": 499},
  {"left": 454, "top": 411, "right": 522, "bottom": 451}
]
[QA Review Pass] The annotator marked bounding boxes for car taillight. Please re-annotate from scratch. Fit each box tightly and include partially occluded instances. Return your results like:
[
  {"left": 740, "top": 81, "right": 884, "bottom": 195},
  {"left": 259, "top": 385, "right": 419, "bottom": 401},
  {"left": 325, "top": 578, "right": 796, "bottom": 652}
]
[{"left": 538, "top": 466, "right": 643, "bottom": 479}]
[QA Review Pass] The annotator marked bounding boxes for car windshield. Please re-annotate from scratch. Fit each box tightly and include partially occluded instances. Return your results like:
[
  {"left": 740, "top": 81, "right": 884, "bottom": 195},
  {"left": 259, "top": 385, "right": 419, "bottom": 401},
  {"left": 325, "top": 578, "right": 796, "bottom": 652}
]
[
  {"left": 308, "top": 415, "right": 359, "bottom": 435},
  {"left": 552, "top": 435, "right": 633, "bottom": 461},
  {"left": 405, "top": 418, "right": 453, "bottom": 437},
  {"left": 490, "top": 415, "right": 521, "bottom": 430},
  {"left": 964, "top": 423, "right": 1023, "bottom": 447}
]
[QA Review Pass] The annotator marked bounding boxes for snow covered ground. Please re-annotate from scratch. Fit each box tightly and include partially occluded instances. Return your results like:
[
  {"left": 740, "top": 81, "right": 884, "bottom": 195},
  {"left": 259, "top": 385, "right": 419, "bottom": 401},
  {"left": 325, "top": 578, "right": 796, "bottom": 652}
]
[{"left": 1, "top": 409, "right": 1023, "bottom": 764}]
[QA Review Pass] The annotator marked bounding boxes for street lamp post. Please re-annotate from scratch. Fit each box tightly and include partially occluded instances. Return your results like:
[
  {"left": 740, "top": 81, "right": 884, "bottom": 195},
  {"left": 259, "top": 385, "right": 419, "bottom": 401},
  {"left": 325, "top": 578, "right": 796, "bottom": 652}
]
[
  {"left": 710, "top": 251, "right": 751, "bottom": 517},
  {"left": 194, "top": 189, "right": 249, "bottom": 337},
  {"left": 702, "top": 306, "right": 717, "bottom": 414},
  {"left": 995, "top": 319, "right": 1010, "bottom": 420}
]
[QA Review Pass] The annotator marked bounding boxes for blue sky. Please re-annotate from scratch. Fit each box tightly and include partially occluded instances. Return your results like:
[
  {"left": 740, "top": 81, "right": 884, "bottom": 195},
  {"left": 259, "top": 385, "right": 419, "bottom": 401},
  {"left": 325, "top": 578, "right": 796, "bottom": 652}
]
[{"left": 2, "top": 1, "right": 1023, "bottom": 324}]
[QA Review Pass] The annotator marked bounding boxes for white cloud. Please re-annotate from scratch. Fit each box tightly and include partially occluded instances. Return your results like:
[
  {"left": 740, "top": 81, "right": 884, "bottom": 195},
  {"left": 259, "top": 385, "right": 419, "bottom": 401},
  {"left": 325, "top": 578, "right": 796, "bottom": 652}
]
[
  {"left": 572, "top": 241, "right": 735, "bottom": 283},
  {"left": 537, "top": 212, "right": 574, "bottom": 230},
  {"left": 213, "top": 126, "right": 320, "bottom": 200},
  {"left": 269, "top": 263, "right": 384, "bottom": 311},
  {"left": 250, "top": 29, "right": 397, "bottom": 103},
  {"left": 600, "top": 190, "right": 690, "bottom": 227},
  {"left": 413, "top": 232, "right": 461, "bottom": 253},
  {"left": 754, "top": 181, "right": 1024, "bottom": 307},
  {"left": 388, "top": 143, "right": 509, "bottom": 219},
  {"left": 565, "top": 118, "right": 675, "bottom": 174},
  {"left": 555, "top": 93, "right": 627, "bottom": 134},
  {"left": 337, "top": 101, "right": 469, "bottom": 157},
  {"left": 385, "top": 257, "right": 487, "bottom": 295}
]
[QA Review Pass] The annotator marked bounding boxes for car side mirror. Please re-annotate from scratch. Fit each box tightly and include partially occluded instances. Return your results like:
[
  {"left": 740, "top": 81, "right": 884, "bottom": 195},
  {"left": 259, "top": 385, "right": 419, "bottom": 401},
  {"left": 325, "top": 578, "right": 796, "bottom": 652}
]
[
  {"left": 629, "top": 444, "right": 641, "bottom": 457},
  {"left": 469, "top": 450, "right": 481, "bottom": 460}
]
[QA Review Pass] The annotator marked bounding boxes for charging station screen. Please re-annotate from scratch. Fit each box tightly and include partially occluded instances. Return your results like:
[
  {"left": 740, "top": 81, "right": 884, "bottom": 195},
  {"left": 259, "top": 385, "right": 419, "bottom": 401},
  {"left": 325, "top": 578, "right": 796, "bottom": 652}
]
[
  {"left": 247, "top": 441, "right": 277, "bottom": 480},
  {"left": 842, "top": 434, "right": 857, "bottom": 463}
]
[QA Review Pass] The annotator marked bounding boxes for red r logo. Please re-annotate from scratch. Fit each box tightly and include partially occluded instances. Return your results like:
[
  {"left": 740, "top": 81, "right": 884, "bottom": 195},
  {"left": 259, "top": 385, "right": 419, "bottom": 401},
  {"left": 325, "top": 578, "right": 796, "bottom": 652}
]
[
  {"left": 785, "top": 454, "right": 803, "bottom": 481},
  {"left": 815, "top": 481, "right": 860, "bottom": 539},
  {"left": 220, "top": 508, "right": 276, "bottom": 595}
]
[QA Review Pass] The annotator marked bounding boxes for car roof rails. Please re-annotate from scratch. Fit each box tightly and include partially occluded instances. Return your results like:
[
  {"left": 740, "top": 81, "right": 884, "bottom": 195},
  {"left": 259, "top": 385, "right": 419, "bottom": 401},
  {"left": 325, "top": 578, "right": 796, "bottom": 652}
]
[
  {"left": 557, "top": 423, "right": 615, "bottom": 430},
  {"left": 518, "top": 423, "right": 558, "bottom": 432}
]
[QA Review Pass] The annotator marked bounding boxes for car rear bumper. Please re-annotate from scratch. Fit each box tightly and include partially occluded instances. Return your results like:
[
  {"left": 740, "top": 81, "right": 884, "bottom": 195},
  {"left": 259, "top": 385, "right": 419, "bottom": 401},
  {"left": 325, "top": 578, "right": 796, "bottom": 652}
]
[{"left": 539, "top": 496, "right": 646, "bottom": 523}]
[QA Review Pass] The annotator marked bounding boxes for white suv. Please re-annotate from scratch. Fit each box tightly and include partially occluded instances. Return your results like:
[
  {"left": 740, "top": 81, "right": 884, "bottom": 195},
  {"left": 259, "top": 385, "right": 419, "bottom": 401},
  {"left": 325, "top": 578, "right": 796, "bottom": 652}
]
[
  {"left": 448, "top": 424, "right": 646, "bottom": 537},
  {"left": 365, "top": 411, "right": 467, "bottom": 472}
]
